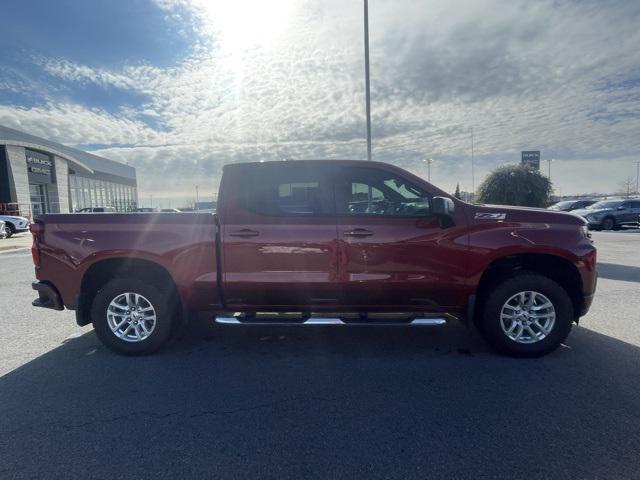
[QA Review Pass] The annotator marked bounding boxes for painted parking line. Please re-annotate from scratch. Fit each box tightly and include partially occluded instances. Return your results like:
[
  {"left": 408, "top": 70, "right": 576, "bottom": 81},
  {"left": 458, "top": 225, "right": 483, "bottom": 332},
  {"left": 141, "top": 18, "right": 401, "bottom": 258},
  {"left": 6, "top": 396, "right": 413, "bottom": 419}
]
[{"left": 0, "top": 247, "right": 32, "bottom": 258}]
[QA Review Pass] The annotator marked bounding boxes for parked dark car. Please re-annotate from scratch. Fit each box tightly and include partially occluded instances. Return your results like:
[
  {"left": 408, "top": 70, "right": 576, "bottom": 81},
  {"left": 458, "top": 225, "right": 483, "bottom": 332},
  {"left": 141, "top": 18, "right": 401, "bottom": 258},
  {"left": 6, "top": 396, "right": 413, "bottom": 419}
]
[
  {"left": 572, "top": 199, "right": 640, "bottom": 230},
  {"left": 30, "top": 160, "right": 597, "bottom": 358},
  {"left": 548, "top": 199, "right": 596, "bottom": 212}
]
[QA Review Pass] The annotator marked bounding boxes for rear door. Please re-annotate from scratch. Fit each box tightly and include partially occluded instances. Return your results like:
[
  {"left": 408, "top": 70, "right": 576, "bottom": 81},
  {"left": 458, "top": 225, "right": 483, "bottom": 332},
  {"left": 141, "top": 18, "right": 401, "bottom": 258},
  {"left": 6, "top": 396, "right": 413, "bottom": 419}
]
[
  {"left": 220, "top": 163, "right": 339, "bottom": 309},
  {"left": 333, "top": 165, "right": 468, "bottom": 310},
  {"left": 622, "top": 200, "right": 640, "bottom": 224}
]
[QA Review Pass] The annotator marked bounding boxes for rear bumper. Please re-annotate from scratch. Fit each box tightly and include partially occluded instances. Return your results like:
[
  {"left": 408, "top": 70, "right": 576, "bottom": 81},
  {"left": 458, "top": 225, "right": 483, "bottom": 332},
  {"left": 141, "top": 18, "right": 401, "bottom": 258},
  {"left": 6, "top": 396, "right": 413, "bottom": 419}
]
[{"left": 32, "top": 281, "right": 64, "bottom": 311}]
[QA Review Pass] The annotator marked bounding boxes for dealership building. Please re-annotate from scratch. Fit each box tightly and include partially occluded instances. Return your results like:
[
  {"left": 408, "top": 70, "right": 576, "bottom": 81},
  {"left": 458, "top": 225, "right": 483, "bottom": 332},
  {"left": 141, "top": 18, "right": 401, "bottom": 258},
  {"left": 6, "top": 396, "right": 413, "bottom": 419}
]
[{"left": 0, "top": 125, "right": 137, "bottom": 216}]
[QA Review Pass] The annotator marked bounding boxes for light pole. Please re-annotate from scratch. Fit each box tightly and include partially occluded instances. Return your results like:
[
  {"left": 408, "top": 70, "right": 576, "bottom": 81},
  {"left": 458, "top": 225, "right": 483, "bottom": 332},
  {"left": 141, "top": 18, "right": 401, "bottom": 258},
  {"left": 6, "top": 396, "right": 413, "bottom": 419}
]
[
  {"left": 635, "top": 161, "right": 640, "bottom": 195},
  {"left": 195, "top": 185, "right": 199, "bottom": 209},
  {"left": 364, "top": 0, "right": 372, "bottom": 161},
  {"left": 424, "top": 158, "right": 434, "bottom": 182},
  {"left": 546, "top": 159, "right": 555, "bottom": 195},
  {"left": 471, "top": 128, "right": 475, "bottom": 198}
]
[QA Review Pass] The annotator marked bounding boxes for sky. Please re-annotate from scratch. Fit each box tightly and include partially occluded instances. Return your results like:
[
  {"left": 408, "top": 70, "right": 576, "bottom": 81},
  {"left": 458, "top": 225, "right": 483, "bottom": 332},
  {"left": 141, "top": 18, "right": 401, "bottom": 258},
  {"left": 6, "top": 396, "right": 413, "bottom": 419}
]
[{"left": 1, "top": 0, "right": 639, "bottom": 207}]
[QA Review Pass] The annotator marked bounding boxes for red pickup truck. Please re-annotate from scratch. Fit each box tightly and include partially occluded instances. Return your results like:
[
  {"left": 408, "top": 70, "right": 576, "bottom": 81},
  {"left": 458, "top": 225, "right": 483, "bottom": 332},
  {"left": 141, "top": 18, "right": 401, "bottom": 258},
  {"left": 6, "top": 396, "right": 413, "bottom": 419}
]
[{"left": 30, "top": 160, "right": 597, "bottom": 357}]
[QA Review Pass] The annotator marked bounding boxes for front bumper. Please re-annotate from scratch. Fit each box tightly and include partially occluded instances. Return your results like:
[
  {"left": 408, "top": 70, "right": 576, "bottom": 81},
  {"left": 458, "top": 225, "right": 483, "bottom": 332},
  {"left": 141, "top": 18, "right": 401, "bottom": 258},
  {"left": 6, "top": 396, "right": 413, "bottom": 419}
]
[
  {"left": 580, "top": 272, "right": 598, "bottom": 317},
  {"left": 32, "top": 281, "right": 64, "bottom": 311}
]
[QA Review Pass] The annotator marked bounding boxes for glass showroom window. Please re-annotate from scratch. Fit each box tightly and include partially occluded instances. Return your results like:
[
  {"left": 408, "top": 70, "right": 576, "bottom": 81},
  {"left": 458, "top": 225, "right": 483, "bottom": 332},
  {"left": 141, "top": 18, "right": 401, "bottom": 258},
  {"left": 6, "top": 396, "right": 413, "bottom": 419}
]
[
  {"left": 111, "top": 182, "right": 117, "bottom": 208},
  {"left": 73, "top": 176, "right": 82, "bottom": 211},
  {"left": 68, "top": 175, "right": 76, "bottom": 212},
  {"left": 81, "top": 177, "right": 90, "bottom": 209},
  {"left": 114, "top": 184, "right": 121, "bottom": 211},
  {"left": 102, "top": 181, "right": 109, "bottom": 207},
  {"left": 96, "top": 180, "right": 103, "bottom": 206},
  {"left": 88, "top": 179, "right": 95, "bottom": 207},
  {"left": 76, "top": 176, "right": 83, "bottom": 209},
  {"left": 120, "top": 184, "right": 126, "bottom": 211},
  {"left": 124, "top": 186, "right": 132, "bottom": 210},
  {"left": 98, "top": 181, "right": 105, "bottom": 206}
]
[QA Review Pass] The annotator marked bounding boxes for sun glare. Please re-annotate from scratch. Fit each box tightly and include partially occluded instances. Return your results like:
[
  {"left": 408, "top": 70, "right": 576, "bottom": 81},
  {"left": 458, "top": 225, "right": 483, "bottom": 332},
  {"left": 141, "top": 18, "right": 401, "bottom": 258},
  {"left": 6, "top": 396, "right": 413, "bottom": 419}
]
[{"left": 195, "top": 0, "right": 294, "bottom": 53}]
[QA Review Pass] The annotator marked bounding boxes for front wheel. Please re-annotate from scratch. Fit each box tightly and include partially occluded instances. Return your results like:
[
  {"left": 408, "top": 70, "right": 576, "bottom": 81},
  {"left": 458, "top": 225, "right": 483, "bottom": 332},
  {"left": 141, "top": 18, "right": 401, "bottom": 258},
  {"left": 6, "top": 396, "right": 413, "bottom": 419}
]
[
  {"left": 4, "top": 223, "right": 14, "bottom": 238},
  {"left": 479, "top": 273, "right": 573, "bottom": 357},
  {"left": 91, "top": 278, "right": 175, "bottom": 355}
]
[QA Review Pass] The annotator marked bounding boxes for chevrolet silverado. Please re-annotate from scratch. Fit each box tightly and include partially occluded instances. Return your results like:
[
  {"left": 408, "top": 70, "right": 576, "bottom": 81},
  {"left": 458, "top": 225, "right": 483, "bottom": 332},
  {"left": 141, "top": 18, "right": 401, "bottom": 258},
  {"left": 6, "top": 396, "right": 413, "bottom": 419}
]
[{"left": 30, "top": 160, "right": 597, "bottom": 357}]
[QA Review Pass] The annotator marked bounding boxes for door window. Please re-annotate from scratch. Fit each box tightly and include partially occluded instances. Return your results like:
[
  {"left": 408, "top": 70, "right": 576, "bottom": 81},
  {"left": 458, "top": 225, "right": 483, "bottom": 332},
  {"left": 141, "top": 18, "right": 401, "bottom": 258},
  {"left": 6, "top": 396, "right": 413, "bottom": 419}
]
[
  {"left": 243, "top": 166, "right": 333, "bottom": 216},
  {"left": 335, "top": 167, "right": 432, "bottom": 216}
]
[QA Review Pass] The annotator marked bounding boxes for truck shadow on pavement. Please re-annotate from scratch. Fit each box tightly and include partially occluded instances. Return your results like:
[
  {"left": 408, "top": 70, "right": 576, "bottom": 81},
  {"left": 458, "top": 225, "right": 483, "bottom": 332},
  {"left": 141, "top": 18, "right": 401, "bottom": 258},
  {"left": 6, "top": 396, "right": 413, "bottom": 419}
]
[
  {"left": 597, "top": 262, "right": 640, "bottom": 282},
  {"left": 1, "top": 321, "right": 639, "bottom": 479}
]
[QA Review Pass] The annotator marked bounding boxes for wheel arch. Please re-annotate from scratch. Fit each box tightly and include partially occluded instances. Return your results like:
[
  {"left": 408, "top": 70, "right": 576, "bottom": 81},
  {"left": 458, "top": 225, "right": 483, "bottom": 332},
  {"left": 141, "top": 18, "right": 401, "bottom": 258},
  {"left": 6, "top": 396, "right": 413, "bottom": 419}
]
[
  {"left": 77, "top": 257, "right": 184, "bottom": 326},
  {"left": 474, "top": 253, "right": 583, "bottom": 327}
]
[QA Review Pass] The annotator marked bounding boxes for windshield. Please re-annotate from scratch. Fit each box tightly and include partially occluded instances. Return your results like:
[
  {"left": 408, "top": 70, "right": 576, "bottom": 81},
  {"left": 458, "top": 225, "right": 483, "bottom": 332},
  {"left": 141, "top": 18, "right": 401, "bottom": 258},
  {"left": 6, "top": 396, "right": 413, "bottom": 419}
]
[
  {"left": 549, "top": 201, "right": 574, "bottom": 210},
  {"left": 587, "top": 200, "right": 623, "bottom": 209}
]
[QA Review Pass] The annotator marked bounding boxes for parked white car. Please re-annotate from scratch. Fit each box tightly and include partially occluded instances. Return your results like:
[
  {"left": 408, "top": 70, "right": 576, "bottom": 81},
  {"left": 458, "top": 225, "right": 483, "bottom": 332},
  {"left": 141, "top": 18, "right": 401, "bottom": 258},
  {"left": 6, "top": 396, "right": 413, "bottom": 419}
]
[{"left": 0, "top": 215, "right": 30, "bottom": 238}]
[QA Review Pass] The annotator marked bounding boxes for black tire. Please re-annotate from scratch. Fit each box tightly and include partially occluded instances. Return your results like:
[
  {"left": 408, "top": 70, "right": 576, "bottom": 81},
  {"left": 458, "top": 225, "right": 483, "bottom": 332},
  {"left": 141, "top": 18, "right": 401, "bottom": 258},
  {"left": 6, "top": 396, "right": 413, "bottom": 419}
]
[
  {"left": 601, "top": 217, "right": 615, "bottom": 231},
  {"left": 4, "top": 222, "right": 15, "bottom": 238},
  {"left": 479, "top": 272, "right": 573, "bottom": 357},
  {"left": 91, "top": 278, "right": 175, "bottom": 355}
]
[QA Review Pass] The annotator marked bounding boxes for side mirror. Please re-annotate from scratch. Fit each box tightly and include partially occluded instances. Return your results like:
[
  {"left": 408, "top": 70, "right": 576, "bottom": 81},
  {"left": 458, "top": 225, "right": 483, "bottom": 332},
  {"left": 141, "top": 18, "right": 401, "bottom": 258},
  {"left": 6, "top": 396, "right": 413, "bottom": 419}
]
[
  {"left": 432, "top": 196, "right": 455, "bottom": 217},
  {"left": 617, "top": 205, "right": 626, "bottom": 210}
]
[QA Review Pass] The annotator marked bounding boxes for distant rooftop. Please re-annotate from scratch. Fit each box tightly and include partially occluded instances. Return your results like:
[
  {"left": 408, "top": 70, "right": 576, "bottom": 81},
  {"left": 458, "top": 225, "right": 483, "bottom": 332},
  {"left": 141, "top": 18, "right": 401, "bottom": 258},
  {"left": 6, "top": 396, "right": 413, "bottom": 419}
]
[{"left": 0, "top": 124, "right": 135, "bottom": 180}]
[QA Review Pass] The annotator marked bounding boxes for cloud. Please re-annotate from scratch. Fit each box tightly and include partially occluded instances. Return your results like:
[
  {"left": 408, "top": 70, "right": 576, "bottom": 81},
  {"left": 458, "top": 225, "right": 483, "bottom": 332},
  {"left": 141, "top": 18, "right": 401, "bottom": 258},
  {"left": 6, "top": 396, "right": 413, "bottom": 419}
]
[
  {"left": 0, "top": 103, "right": 160, "bottom": 145},
  {"left": 1, "top": 0, "right": 639, "bottom": 202}
]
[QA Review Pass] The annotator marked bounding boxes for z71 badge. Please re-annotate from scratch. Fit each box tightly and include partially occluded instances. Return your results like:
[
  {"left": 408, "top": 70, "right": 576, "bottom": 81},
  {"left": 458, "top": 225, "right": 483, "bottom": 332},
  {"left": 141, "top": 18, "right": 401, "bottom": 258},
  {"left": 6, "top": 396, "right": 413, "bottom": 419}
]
[{"left": 475, "top": 212, "right": 507, "bottom": 220}]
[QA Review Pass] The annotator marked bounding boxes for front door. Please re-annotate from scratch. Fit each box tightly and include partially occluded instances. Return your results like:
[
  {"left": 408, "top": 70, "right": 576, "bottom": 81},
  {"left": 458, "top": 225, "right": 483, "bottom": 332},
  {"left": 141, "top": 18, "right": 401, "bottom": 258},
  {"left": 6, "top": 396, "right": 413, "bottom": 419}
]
[
  {"left": 333, "top": 165, "right": 468, "bottom": 311},
  {"left": 220, "top": 163, "right": 339, "bottom": 310}
]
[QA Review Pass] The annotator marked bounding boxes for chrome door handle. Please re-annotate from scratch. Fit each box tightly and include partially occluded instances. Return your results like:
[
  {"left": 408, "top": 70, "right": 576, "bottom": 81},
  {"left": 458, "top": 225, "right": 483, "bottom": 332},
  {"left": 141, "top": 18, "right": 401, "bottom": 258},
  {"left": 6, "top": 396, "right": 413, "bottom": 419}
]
[
  {"left": 343, "top": 228, "right": 373, "bottom": 237},
  {"left": 229, "top": 229, "right": 259, "bottom": 238}
]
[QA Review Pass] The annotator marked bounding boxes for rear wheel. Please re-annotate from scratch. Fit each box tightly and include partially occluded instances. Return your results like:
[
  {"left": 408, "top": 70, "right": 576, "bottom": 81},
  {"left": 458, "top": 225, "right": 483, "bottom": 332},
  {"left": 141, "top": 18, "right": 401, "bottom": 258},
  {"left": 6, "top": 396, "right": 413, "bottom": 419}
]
[
  {"left": 91, "top": 278, "right": 175, "bottom": 355},
  {"left": 479, "top": 273, "right": 573, "bottom": 357},
  {"left": 601, "top": 217, "right": 615, "bottom": 231}
]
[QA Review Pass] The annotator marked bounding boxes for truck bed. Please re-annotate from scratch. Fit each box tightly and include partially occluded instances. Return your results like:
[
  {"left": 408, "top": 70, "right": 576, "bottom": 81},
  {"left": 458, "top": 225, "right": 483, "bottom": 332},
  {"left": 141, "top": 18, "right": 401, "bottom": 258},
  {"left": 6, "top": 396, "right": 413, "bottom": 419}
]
[{"left": 33, "top": 213, "right": 221, "bottom": 314}]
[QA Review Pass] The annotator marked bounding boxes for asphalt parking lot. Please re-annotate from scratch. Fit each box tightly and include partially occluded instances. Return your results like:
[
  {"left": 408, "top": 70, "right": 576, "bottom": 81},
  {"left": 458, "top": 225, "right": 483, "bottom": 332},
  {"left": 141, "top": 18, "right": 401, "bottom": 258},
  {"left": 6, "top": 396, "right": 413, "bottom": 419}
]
[{"left": 1, "top": 230, "right": 639, "bottom": 479}]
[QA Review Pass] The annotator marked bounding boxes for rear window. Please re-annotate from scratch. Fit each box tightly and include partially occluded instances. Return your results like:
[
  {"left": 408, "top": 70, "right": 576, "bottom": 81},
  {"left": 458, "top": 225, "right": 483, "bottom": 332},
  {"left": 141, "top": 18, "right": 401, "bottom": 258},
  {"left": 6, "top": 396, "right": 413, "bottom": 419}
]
[
  {"left": 587, "top": 200, "right": 623, "bottom": 209},
  {"left": 242, "top": 165, "right": 333, "bottom": 216}
]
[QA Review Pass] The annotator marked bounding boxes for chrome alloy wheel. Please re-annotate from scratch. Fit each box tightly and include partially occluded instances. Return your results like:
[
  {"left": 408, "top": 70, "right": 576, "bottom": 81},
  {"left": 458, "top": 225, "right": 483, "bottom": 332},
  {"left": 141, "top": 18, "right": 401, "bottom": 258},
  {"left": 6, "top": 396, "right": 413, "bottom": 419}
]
[
  {"left": 106, "top": 292, "right": 157, "bottom": 342},
  {"left": 499, "top": 291, "right": 556, "bottom": 344}
]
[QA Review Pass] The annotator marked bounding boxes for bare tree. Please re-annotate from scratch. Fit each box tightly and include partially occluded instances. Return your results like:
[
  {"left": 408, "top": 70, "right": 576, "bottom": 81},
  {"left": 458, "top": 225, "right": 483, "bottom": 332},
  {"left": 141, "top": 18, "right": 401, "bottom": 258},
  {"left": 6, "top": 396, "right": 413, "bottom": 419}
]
[{"left": 618, "top": 176, "right": 635, "bottom": 198}]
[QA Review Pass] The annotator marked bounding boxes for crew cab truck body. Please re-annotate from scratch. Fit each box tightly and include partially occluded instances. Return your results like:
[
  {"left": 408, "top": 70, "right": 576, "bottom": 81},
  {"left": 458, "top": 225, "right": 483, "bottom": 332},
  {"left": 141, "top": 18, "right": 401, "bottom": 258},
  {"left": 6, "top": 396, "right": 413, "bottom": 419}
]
[{"left": 31, "top": 160, "right": 597, "bottom": 357}]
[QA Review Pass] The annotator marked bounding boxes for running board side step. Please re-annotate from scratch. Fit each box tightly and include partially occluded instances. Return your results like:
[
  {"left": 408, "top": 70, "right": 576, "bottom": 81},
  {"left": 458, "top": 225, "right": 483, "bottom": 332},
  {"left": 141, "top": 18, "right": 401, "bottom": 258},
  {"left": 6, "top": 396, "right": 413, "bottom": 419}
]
[
  {"left": 410, "top": 318, "right": 447, "bottom": 326},
  {"left": 214, "top": 316, "right": 447, "bottom": 326}
]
